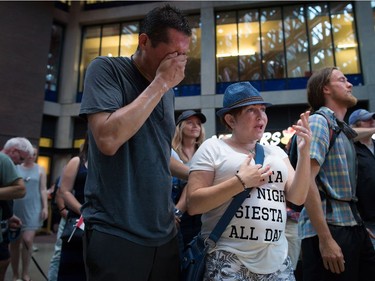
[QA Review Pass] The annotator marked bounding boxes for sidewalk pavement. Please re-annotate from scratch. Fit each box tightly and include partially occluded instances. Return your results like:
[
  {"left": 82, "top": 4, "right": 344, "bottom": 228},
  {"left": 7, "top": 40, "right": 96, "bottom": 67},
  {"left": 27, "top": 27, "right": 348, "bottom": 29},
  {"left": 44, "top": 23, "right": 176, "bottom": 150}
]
[{"left": 5, "top": 232, "right": 56, "bottom": 281}]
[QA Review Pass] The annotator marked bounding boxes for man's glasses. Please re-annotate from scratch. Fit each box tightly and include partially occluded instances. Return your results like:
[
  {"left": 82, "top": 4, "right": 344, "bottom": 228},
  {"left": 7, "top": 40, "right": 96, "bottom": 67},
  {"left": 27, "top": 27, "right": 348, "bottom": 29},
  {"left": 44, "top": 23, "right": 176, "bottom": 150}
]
[{"left": 16, "top": 150, "right": 27, "bottom": 163}]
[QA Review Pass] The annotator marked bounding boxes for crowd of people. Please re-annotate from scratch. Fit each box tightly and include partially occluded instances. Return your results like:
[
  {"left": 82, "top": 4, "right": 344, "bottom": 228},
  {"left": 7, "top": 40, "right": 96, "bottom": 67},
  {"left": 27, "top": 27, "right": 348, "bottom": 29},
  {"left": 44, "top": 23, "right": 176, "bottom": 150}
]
[{"left": 1, "top": 4, "right": 375, "bottom": 281}]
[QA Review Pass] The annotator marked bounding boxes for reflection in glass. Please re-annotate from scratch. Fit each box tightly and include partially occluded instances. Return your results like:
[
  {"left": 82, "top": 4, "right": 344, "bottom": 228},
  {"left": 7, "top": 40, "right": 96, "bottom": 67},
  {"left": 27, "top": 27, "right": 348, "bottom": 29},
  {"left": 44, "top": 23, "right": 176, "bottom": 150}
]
[
  {"left": 307, "top": 3, "right": 334, "bottom": 71},
  {"left": 75, "top": 1, "right": 362, "bottom": 95},
  {"left": 37, "top": 156, "right": 51, "bottom": 177},
  {"left": 79, "top": 26, "right": 101, "bottom": 92},
  {"left": 78, "top": 16, "right": 201, "bottom": 93},
  {"left": 284, "top": 5, "right": 310, "bottom": 77},
  {"left": 331, "top": 2, "right": 360, "bottom": 74},
  {"left": 182, "top": 15, "right": 201, "bottom": 85},
  {"left": 102, "top": 24, "right": 120, "bottom": 57},
  {"left": 120, "top": 22, "right": 138, "bottom": 57},
  {"left": 238, "top": 9, "right": 261, "bottom": 81},
  {"left": 216, "top": 11, "right": 239, "bottom": 82},
  {"left": 260, "top": 7, "right": 285, "bottom": 79},
  {"left": 45, "top": 24, "right": 64, "bottom": 99}
]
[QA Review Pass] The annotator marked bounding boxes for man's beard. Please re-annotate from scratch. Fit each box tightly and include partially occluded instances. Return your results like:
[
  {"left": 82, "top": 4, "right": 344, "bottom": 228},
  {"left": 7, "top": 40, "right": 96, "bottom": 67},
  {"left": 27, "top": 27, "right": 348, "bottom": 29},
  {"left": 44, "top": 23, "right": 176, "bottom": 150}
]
[
  {"left": 344, "top": 95, "right": 357, "bottom": 108},
  {"left": 334, "top": 92, "right": 357, "bottom": 109}
]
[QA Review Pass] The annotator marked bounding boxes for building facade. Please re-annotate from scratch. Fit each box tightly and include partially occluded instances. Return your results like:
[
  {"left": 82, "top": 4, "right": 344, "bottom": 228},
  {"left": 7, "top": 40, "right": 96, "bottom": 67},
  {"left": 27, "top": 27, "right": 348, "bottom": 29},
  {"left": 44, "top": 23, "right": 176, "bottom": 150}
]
[{"left": 1, "top": 1, "right": 374, "bottom": 185}]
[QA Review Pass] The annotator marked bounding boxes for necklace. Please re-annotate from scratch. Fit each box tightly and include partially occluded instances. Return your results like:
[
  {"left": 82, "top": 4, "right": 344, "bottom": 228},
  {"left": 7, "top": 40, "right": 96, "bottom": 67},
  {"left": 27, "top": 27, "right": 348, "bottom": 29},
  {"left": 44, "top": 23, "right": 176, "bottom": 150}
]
[
  {"left": 131, "top": 55, "right": 152, "bottom": 82},
  {"left": 228, "top": 137, "right": 256, "bottom": 155}
]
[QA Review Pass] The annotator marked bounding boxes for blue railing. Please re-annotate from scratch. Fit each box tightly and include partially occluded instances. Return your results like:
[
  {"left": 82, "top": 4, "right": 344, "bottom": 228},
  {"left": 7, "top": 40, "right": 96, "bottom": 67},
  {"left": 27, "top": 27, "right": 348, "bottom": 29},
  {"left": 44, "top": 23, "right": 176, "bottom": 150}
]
[{"left": 63, "top": 74, "right": 363, "bottom": 103}]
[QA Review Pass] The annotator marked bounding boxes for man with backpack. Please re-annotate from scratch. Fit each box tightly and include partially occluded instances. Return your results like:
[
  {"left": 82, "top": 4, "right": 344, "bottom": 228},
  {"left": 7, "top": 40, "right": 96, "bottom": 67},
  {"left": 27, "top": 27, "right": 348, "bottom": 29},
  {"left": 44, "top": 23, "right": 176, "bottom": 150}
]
[{"left": 299, "top": 67, "right": 375, "bottom": 281}]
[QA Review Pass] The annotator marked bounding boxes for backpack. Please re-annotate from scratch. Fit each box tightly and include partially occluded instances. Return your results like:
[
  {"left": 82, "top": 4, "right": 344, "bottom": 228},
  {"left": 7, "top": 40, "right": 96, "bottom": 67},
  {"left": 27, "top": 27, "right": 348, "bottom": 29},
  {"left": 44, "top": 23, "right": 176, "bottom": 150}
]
[
  {"left": 287, "top": 109, "right": 341, "bottom": 212},
  {"left": 288, "top": 109, "right": 341, "bottom": 169}
]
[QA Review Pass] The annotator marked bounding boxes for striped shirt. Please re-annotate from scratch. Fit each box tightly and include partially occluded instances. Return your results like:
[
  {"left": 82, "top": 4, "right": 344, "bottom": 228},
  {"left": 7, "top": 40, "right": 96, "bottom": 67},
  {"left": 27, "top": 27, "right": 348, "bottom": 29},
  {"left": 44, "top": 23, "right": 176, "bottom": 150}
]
[{"left": 299, "top": 107, "right": 358, "bottom": 239}]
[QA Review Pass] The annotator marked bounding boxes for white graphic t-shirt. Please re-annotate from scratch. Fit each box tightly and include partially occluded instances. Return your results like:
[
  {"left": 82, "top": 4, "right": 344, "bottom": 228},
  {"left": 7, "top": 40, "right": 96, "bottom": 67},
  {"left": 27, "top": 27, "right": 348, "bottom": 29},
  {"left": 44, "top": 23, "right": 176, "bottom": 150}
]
[{"left": 190, "top": 138, "right": 289, "bottom": 274}]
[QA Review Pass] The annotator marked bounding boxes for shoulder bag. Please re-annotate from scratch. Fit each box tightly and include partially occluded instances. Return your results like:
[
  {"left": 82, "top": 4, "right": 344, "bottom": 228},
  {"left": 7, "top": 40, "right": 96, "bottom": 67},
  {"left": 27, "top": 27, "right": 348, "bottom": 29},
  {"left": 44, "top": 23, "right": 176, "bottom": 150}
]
[
  {"left": 181, "top": 143, "right": 264, "bottom": 281},
  {"left": 60, "top": 214, "right": 84, "bottom": 243}
]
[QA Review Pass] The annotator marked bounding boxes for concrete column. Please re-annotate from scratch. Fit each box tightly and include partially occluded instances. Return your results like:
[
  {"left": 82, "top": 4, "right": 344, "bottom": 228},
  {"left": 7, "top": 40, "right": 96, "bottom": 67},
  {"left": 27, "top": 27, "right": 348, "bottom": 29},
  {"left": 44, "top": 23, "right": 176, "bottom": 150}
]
[
  {"left": 200, "top": 5, "right": 217, "bottom": 138},
  {"left": 56, "top": 116, "right": 73, "bottom": 148},
  {"left": 355, "top": 1, "right": 375, "bottom": 111},
  {"left": 55, "top": 1, "right": 83, "bottom": 148},
  {"left": 58, "top": 1, "right": 82, "bottom": 104},
  {"left": 201, "top": 108, "right": 217, "bottom": 139},
  {"left": 355, "top": 1, "right": 375, "bottom": 85}
]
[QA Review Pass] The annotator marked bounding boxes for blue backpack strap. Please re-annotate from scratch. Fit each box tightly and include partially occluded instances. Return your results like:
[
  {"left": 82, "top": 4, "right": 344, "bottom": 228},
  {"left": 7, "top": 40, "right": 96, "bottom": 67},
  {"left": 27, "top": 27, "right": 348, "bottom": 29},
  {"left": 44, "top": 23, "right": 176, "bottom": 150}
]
[
  {"left": 288, "top": 134, "right": 298, "bottom": 169},
  {"left": 208, "top": 143, "right": 265, "bottom": 243}
]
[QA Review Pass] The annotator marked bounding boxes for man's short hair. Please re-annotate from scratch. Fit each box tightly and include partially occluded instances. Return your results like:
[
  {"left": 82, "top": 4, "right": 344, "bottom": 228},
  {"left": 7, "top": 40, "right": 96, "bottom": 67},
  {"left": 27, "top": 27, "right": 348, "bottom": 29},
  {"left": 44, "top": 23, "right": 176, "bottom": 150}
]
[{"left": 139, "top": 4, "right": 191, "bottom": 48}]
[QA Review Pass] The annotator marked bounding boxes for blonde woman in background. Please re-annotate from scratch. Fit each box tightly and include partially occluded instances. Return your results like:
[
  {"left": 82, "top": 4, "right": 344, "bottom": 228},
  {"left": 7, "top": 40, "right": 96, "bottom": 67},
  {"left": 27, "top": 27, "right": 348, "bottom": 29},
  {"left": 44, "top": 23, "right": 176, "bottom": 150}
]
[
  {"left": 10, "top": 146, "right": 48, "bottom": 281},
  {"left": 172, "top": 110, "right": 206, "bottom": 252}
]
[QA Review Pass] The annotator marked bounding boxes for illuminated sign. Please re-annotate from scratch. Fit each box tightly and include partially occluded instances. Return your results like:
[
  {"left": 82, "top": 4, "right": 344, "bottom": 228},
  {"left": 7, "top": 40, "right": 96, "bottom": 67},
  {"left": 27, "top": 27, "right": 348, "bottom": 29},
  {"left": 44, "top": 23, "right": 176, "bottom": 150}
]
[{"left": 214, "top": 126, "right": 296, "bottom": 147}]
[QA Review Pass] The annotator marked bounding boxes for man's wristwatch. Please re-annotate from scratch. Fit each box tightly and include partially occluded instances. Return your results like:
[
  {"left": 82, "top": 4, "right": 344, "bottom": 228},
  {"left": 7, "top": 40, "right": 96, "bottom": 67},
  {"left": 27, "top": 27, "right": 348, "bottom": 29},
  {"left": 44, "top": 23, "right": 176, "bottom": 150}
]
[{"left": 174, "top": 208, "right": 183, "bottom": 219}]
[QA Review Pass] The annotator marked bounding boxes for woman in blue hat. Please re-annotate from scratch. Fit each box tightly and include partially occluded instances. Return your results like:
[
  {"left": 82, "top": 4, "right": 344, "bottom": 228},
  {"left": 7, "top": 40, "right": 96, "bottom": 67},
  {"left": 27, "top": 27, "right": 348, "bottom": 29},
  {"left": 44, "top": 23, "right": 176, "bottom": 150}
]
[{"left": 186, "top": 82, "right": 311, "bottom": 280}]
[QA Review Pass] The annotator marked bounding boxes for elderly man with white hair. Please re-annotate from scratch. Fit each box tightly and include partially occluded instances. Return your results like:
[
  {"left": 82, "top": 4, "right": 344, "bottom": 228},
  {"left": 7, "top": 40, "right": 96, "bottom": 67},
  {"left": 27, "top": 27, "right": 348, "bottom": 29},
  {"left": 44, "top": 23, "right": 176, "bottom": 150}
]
[{"left": 0, "top": 136, "right": 33, "bottom": 281}]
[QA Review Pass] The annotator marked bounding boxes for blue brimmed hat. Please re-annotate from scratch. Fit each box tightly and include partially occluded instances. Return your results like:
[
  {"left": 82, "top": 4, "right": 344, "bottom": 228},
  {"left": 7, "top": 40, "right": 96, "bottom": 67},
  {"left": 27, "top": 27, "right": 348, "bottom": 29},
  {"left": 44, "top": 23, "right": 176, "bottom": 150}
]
[
  {"left": 176, "top": 110, "right": 206, "bottom": 126},
  {"left": 216, "top": 82, "right": 272, "bottom": 117},
  {"left": 349, "top": 109, "right": 375, "bottom": 125}
]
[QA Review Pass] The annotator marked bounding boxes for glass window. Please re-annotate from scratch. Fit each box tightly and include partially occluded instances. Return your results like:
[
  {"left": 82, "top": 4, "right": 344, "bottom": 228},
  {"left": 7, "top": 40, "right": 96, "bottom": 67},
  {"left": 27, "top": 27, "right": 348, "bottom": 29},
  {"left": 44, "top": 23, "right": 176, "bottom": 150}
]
[
  {"left": 216, "top": 11, "right": 239, "bottom": 82},
  {"left": 73, "top": 117, "right": 87, "bottom": 148},
  {"left": 215, "top": 1, "right": 361, "bottom": 90},
  {"left": 182, "top": 15, "right": 201, "bottom": 85},
  {"left": 330, "top": 2, "right": 360, "bottom": 74},
  {"left": 78, "top": 15, "right": 201, "bottom": 96},
  {"left": 39, "top": 138, "right": 53, "bottom": 148},
  {"left": 306, "top": 3, "right": 334, "bottom": 72},
  {"left": 37, "top": 156, "right": 51, "bottom": 178},
  {"left": 45, "top": 23, "right": 64, "bottom": 102},
  {"left": 55, "top": 1, "right": 70, "bottom": 11},
  {"left": 238, "top": 9, "right": 261, "bottom": 81},
  {"left": 120, "top": 22, "right": 139, "bottom": 57},
  {"left": 40, "top": 115, "right": 57, "bottom": 148},
  {"left": 283, "top": 5, "right": 310, "bottom": 77},
  {"left": 102, "top": 24, "right": 120, "bottom": 57},
  {"left": 79, "top": 26, "right": 101, "bottom": 93},
  {"left": 260, "top": 7, "right": 285, "bottom": 79}
]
